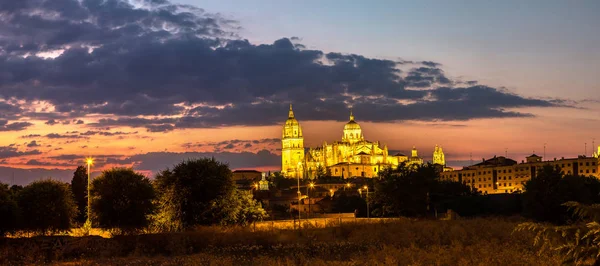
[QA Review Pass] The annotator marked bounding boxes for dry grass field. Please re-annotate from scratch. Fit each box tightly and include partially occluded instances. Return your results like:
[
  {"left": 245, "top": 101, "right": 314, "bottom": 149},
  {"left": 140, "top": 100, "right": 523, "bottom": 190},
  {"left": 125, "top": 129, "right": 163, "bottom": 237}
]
[{"left": 0, "top": 217, "right": 561, "bottom": 265}]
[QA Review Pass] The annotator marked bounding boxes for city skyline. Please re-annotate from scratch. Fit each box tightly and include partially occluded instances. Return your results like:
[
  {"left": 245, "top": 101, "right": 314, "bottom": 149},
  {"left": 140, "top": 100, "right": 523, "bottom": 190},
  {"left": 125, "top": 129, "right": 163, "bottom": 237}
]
[{"left": 0, "top": 0, "right": 598, "bottom": 184}]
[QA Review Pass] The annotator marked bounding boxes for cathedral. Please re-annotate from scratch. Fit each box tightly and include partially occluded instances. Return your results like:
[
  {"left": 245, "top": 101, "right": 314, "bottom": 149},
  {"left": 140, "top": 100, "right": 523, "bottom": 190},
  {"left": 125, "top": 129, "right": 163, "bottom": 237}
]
[{"left": 281, "top": 105, "right": 446, "bottom": 179}]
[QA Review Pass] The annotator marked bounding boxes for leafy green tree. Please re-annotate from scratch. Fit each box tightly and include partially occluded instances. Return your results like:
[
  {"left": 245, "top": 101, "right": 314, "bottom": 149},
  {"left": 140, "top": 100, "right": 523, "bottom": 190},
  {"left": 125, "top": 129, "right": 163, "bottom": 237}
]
[
  {"left": 0, "top": 183, "right": 19, "bottom": 237},
  {"left": 522, "top": 165, "right": 600, "bottom": 224},
  {"left": 71, "top": 166, "right": 88, "bottom": 224},
  {"left": 213, "top": 190, "right": 267, "bottom": 226},
  {"left": 516, "top": 201, "right": 600, "bottom": 265},
  {"left": 17, "top": 180, "right": 77, "bottom": 234},
  {"left": 90, "top": 168, "right": 155, "bottom": 232},
  {"left": 152, "top": 158, "right": 236, "bottom": 231}
]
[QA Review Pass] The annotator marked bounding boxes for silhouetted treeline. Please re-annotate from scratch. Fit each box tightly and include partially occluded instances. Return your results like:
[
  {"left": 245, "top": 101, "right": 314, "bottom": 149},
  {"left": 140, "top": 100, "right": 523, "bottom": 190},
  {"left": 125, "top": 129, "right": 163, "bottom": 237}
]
[{"left": 0, "top": 158, "right": 267, "bottom": 236}]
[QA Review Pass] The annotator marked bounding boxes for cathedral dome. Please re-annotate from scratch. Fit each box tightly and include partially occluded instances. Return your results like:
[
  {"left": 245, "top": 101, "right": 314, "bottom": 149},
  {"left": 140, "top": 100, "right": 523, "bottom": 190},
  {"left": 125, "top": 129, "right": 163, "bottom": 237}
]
[{"left": 342, "top": 111, "right": 363, "bottom": 143}]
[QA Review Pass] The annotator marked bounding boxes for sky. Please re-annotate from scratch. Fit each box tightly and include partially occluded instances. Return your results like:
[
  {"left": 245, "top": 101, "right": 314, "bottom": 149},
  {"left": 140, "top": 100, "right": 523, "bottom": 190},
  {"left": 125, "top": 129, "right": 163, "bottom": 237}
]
[{"left": 0, "top": 0, "right": 598, "bottom": 185}]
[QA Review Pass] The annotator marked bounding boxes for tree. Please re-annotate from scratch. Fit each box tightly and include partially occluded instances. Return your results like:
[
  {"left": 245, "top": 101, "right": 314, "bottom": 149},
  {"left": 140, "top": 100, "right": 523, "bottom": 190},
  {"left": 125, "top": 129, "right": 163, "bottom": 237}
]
[
  {"left": 522, "top": 165, "right": 600, "bottom": 224},
  {"left": 152, "top": 158, "right": 236, "bottom": 231},
  {"left": 17, "top": 180, "right": 77, "bottom": 234},
  {"left": 271, "top": 172, "right": 296, "bottom": 190},
  {"left": 0, "top": 183, "right": 19, "bottom": 237},
  {"left": 90, "top": 168, "right": 155, "bottom": 233},
  {"left": 332, "top": 191, "right": 367, "bottom": 217},
  {"left": 373, "top": 163, "right": 440, "bottom": 217},
  {"left": 212, "top": 190, "right": 267, "bottom": 226},
  {"left": 71, "top": 165, "right": 88, "bottom": 224}
]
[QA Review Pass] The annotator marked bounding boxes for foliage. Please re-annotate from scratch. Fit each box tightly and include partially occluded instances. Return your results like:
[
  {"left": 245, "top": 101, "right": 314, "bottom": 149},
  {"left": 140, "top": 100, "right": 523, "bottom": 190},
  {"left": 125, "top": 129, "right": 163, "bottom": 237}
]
[
  {"left": 331, "top": 191, "right": 367, "bottom": 217},
  {"left": 16, "top": 180, "right": 77, "bottom": 234},
  {"left": 516, "top": 201, "right": 600, "bottom": 265},
  {"left": 211, "top": 189, "right": 268, "bottom": 226},
  {"left": 90, "top": 168, "right": 155, "bottom": 233},
  {"left": 315, "top": 165, "right": 326, "bottom": 179},
  {"left": 522, "top": 165, "right": 600, "bottom": 224},
  {"left": 270, "top": 172, "right": 297, "bottom": 190},
  {"left": 152, "top": 158, "right": 236, "bottom": 231},
  {"left": 8, "top": 185, "right": 22, "bottom": 197},
  {"left": 373, "top": 163, "right": 477, "bottom": 217},
  {"left": 0, "top": 183, "right": 19, "bottom": 237},
  {"left": 71, "top": 165, "right": 88, "bottom": 224}
]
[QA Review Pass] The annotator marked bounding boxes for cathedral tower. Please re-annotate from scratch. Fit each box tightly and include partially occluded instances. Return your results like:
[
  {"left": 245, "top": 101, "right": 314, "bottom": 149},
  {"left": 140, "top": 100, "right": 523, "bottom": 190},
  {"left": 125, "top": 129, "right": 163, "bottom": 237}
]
[
  {"left": 433, "top": 145, "right": 446, "bottom": 166},
  {"left": 281, "top": 104, "right": 305, "bottom": 178},
  {"left": 342, "top": 110, "right": 364, "bottom": 144}
]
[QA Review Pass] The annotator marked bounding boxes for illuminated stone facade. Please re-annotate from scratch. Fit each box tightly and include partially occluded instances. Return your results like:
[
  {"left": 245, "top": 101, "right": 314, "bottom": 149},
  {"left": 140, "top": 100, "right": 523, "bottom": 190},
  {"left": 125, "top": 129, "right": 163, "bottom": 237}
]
[
  {"left": 281, "top": 107, "right": 429, "bottom": 179},
  {"left": 594, "top": 145, "right": 599, "bottom": 158},
  {"left": 433, "top": 145, "right": 445, "bottom": 166},
  {"left": 440, "top": 154, "right": 600, "bottom": 194},
  {"left": 281, "top": 105, "right": 305, "bottom": 178}
]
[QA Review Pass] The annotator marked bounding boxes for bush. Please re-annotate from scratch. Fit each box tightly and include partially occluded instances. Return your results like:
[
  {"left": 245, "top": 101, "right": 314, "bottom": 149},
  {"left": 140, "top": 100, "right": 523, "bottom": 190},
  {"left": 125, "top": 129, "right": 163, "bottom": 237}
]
[
  {"left": 90, "top": 168, "right": 155, "bottom": 233},
  {"left": 0, "top": 183, "right": 19, "bottom": 237},
  {"left": 16, "top": 180, "right": 77, "bottom": 234}
]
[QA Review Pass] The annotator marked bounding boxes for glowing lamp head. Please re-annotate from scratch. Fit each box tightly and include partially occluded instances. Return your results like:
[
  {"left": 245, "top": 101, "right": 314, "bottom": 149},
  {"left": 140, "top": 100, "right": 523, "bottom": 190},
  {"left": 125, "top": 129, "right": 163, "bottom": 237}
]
[
  {"left": 309, "top": 183, "right": 315, "bottom": 188},
  {"left": 346, "top": 183, "right": 351, "bottom": 187},
  {"left": 363, "top": 185, "right": 368, "bottom": 190},
  {"left": 86, "top": 157, "right": 94, "bottom": 165}
]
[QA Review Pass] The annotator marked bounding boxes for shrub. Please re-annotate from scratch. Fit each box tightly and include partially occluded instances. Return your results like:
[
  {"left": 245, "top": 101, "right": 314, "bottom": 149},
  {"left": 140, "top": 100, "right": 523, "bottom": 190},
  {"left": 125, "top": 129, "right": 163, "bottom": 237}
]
[
  {"left": 16, "top": 180, "right": 77, "bottom": 234},
  {"left": 90, "top": 168, "right": 155, "bottom": 233}
]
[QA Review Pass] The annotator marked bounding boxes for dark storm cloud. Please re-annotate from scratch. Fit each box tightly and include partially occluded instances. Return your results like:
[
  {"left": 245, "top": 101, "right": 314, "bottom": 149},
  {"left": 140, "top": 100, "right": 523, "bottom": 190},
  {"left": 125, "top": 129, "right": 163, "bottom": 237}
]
[
  {"left": 0, "top": 0, "right": 566, "bottom": 130},
  {"left": 0, "top": 146, "right": 42, "bottom": 159}
]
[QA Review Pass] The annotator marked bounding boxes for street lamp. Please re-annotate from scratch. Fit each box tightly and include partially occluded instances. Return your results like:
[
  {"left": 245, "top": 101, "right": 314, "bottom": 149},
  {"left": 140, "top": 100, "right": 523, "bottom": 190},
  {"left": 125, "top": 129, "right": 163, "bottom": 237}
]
[
  {"left": 297, "top": 162, "right": 302, "bottom": 221},
  {"left": 345, "top": 182, "right": 351, "bottom": 191},
  {"left": 363, "top": 185, "right": 369, "bottom": 219},
  {"left": 307, "top": 182, "right": 315, "bottom": 219},
  {"left": 85, "top": 157, "right": 94, "bottom": 228}
]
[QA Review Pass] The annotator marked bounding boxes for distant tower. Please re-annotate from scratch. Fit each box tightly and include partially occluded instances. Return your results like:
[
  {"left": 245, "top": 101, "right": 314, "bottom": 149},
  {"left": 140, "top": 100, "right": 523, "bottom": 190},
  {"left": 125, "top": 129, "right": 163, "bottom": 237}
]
[
  {"left": 411, "top": 146, "right": 418, "bottom": 158},
  {"left": 594, "top": 145, "right": 600, "bottom": 158},
  {"left": 281, "top": 104, "right": 305, "bottom": 178},
  {"left": 433, "top": 145, "right": 446, "bottom": 166}
]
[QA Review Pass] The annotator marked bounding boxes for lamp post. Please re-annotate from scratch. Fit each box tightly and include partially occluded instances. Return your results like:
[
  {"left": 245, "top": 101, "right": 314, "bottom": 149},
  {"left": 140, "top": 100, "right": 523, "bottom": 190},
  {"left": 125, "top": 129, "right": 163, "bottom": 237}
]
[
  {"left": 345, "top": 182, "right": 351, "bottom": 191},
  {"left": 363, "top": 185, "right": 369, "bottom": 219},
  {"left": 85, "top": 157, "right": 94, "bottom": 228},
  {"left": 307, "top": 182, "right": 314, "bottom": 219},
  {"left": 297, "top": 162, "right": 302, "bottom": 221}
]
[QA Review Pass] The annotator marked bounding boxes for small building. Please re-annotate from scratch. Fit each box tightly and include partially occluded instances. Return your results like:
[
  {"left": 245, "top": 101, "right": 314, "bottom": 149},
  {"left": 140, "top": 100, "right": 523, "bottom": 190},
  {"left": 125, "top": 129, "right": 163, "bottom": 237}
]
[{"left": 232, "top": 170, "right": 262, "bottom": 181}]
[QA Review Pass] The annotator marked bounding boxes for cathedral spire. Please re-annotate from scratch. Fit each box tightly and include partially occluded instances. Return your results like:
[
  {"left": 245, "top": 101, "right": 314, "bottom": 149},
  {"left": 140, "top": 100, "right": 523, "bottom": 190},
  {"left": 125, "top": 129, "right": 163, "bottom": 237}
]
[
  {"left": 288, "top": 104, "right": 294, "bottom": 118},
  {"left": 349, "top": 109, "right": 354, "bottom": 121}
]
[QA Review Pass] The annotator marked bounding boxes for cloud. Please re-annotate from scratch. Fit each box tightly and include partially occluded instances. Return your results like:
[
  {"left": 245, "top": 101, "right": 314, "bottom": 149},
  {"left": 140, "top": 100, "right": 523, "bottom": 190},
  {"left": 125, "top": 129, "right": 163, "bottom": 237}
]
[
  {"left": 0, "top": 146, "right": 42, "bottom": 159},
  {"left": 0, "top": 0, "right": 566, "bottom": 132},
  {"left": 0, "top": 120, "right": 33, "bottom": 131},
  {"left": 45, "top": 133, "right": 86, "bottom": 139},
  {"left": 26, "top": 140, "right": 41, "bottom": 147},
  {"left": 45, "top": 119, "right": 59, "bottom": 125}
]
